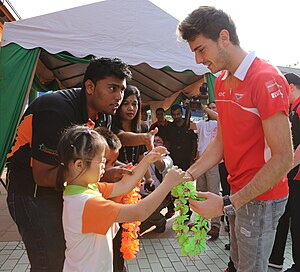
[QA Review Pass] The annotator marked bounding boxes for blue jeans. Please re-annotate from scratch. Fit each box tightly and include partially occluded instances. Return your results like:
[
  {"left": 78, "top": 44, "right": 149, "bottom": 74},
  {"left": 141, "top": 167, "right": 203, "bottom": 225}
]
[
  {"left": 229, "top": 197, "right": 287, "bottom": 272},
  {"left": 7, "top": 191, "right": 65, "bottom": 272}
]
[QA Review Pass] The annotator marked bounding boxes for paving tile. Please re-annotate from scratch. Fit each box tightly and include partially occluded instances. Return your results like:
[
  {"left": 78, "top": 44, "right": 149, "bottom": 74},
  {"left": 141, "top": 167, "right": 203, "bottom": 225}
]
[
  {"left": 159, "top": 257, "right": 173, "bottom": 268},
  {"left": 167, "top": 253, "right": 180, "bottom": 262},
  {"left": 127, "top": 264, "right": 140, "bottom": 272},
  {"left": 152, "top": 242, "right": 163, "bottom": 250},
  {"left": 1, "top": 259, "right": 18, "bottom": 270},
  {"left": 155, "top": 249, "right": 167, "bottom": 258},
  {"left": 0, "top": 255, "right": 9, "bottom": 265},
  {"left": 144, "top": 245, "right": 155, "bottom": 254},
  {"left": 161, "top": 239, "right": 171, "bottom": 246},
  {"left": 163, "top": 245, "right": 175, "bottom": 253},
  {"left": 12, "top": 264, "right": 29, "bottom": 272},
  {"left": 200, "top": 255, "right": 214, "bottom": 265},
  {"left": 149, "top": 262, "right": 164, "bottom": 272},
  {"left": 136, "top": 249, "right": 147, "bottom": 259},
  {"left": 147, "top": 253, "right": 159, "bottom": 263},
  {"left": 137, "top": 258, "right": 150, "bottom": 269},
  {"left": 179, "top": 256, "right": 196, "bottom": 266},
  {"left": 172, "top": 261, "right": 187, "bottom": 271},
  {"left": 194, "top": 260, "right": 208, "bottom": 270},
  {"left": 164, "top": 268, "right": 176, "bottom": 272},
  {"left": 8, "top": 250, "right": 24, "bottom": 260},
  {"left": 206, "top": 263, "right": 222, "bottom": 272},
  {"left": 17, "top": 254, "right": 29, "bottom": 264},
  {"left": 186, "top": 267, "right": 202, "bottom": 272}
]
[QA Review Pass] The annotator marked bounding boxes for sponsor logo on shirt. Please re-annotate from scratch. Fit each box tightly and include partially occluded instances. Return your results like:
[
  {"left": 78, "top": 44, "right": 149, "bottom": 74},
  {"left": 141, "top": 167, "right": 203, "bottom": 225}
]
[
  {"left": 271, "top": 90, "right": 283, "bottom": 99},
  {"left": 265, "top": 79, "right": 283, "bottom": 99},
  {"left": 39, "top": 144, "right": 58, "bottom": 156}
]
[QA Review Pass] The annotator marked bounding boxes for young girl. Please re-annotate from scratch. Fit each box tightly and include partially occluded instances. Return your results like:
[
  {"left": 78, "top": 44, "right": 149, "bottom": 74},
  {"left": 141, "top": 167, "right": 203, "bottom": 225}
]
[{"left": 56, "top": 125, "right": 185, "bottom": 272}]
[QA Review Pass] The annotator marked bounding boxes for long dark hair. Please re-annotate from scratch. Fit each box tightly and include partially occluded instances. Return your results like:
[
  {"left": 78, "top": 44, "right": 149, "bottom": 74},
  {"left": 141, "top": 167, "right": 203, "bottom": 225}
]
[{"left": 113, "top": 85, "right": 142, "bottom": 133}]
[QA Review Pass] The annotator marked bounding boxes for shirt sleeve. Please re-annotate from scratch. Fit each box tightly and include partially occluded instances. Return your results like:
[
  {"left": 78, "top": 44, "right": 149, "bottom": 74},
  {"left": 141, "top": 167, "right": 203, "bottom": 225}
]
[
  {"left": 97, "top": 182, "right": 114, "bottom": 198},
  {"left": 82, "top": 195, "right": 122, "bottom": 235},
  {"left": 31, "top": 110, "right": 69, "bottom": 165},
  {"left": 253, "top": 73, "right": 289, "bottom": 120}
]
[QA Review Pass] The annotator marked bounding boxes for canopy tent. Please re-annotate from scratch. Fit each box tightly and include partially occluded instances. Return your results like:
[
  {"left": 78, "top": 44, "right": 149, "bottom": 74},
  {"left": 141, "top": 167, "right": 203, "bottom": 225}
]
[{"left": 0, "top": 0, "right": 215, "bottom": 176}]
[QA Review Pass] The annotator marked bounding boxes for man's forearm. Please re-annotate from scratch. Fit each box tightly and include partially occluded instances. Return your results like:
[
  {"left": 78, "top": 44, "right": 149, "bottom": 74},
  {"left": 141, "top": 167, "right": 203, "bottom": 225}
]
[
  {"left": 117, "top": 131, "right": 146, "bottom": 146},
  {"left": 187, "top": 136, "right": 223, "bottom": 179}
]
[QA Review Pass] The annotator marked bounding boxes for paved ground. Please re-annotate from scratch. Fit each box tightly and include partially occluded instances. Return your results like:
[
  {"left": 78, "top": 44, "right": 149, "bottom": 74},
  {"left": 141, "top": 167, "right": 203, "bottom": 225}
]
[{"left": 0, "top": 181, "right": 294, "bottom": 272}]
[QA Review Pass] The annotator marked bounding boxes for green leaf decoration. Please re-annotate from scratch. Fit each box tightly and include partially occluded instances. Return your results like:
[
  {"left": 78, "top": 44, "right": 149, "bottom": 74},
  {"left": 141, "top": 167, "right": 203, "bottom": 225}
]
[{"left": 170, "top": 173, "right": 210, "bottom": 257}]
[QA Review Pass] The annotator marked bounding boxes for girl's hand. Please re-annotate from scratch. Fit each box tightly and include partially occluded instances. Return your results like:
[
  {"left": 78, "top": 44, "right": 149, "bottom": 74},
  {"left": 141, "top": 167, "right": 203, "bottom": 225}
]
[
  {"left": 164, "top": 166, "right": 185, "bottom": 187},
  {"left": 145, "top": 146, "right": 169, "bottom": 163}
]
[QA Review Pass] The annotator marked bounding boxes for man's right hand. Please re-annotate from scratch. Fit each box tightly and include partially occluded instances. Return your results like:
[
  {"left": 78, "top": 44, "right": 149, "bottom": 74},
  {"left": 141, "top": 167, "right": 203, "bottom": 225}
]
[{"left": 101, "top": 164, "right": 133, "bottom": 183}]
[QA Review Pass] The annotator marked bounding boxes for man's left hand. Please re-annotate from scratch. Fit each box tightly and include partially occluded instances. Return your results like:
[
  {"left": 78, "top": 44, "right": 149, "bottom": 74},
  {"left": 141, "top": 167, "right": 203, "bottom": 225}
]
[{"left": 189, "top": 191, "right": 224, "bottom": 219}]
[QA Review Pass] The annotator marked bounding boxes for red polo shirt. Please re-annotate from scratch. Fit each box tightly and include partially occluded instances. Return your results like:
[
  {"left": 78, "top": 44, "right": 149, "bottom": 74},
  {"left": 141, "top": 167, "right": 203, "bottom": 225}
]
[{"left": 215, "top": 54, "right": 290, "bottom": 200}]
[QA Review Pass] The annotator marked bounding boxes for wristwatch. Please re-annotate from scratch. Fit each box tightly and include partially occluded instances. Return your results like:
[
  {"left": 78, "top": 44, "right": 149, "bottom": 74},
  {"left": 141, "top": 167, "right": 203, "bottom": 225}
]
[{"left": 223, "top": 195, "right": 236, "bottom": 216}]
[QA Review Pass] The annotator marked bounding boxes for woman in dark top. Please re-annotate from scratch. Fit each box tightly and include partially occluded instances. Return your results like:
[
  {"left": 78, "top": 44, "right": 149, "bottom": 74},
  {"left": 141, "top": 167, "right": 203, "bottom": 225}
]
[
  {"left": 112, "top": 85, "right": 147, "bottom": 272},
  {"left": 113, "top": 85, "right": 147, "bottom": 165}
]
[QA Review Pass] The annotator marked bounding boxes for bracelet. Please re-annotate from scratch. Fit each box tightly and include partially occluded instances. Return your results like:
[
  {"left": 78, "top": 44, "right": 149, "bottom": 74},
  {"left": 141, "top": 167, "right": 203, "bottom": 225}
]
[{"left": 186, "top": 170, "right": 195, "bottom": 180}]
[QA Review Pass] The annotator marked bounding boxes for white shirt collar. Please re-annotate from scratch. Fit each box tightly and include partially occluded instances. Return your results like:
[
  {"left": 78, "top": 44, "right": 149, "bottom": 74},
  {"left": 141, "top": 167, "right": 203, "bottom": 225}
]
[{"left": 221, "top": 51, "right": 256, "bottom": 81}]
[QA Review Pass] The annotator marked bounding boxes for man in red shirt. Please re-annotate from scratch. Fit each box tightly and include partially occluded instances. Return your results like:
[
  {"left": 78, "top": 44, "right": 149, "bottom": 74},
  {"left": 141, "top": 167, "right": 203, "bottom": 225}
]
[{"left": 177, "top": 6, "right": 293, "bottom": 272}]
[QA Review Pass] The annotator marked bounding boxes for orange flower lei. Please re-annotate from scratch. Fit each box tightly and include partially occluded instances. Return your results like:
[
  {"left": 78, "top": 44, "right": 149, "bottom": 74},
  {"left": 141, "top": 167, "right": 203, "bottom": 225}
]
[{"left": 120, "top": 166, "right": 142, "bottom": 260}]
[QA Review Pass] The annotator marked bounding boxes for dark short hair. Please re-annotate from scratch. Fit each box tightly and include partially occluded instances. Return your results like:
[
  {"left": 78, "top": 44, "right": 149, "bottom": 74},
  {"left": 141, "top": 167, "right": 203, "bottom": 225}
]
[
  {"left": 171, "top": 104, "right": 182, "bottom": 112},
  {"left": 177, "top": 6, "right": 239, "bottom": 45},
  {"left": 155, "top": 107, "right": 165, "bottom": 113},
  {"left": 83, "top": 57, "right": 132, "bottom": 88},
  {"left": 94, "top": 127, "right": 121, "bottom": 151}
]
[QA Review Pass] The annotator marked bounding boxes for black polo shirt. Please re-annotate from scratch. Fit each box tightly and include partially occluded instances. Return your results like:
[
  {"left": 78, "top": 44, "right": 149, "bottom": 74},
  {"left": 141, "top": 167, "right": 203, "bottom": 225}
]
[
  {"left": 165, "top": 121, "right": 197, "bottom": 171},
  {"left": 7, "top": 88, "right": 111, "bottom": 196}
]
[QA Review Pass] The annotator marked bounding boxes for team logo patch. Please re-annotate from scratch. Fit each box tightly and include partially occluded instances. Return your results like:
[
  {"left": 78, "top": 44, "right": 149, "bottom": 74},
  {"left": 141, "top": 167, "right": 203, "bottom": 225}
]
[
  {"left": 265, "top": 79, "right": 283, "bottom": 99},
  {"left": 235, "top": 93, "right": 244, "bottom": 101}
]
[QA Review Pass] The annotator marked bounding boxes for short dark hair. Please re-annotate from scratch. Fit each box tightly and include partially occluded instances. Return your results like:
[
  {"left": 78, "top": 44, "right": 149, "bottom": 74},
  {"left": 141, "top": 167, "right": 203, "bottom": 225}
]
[
  {"left": 171, "top": 104, "right": 182, "bottom": 112},
  {"left": 177, "top": 6, "right": 239, "bottom": 45},
  {"left": 155, "top": 107, "right": 165, "bottom": 114},
  {"left": 95, "top": 127, "right": 121, "bottom": 151},
  {"left": 83, "top": 57, "right": 132, "bottom": 88}
]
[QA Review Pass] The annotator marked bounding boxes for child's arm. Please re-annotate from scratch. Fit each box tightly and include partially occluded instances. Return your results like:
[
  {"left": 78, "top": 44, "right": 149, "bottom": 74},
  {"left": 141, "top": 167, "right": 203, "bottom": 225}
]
[
  {"left": 108, "top": 146, "right": 169, "bottom": 198},
  {"left": 116, "top": 167, "right": 184, "bottom": 222}
]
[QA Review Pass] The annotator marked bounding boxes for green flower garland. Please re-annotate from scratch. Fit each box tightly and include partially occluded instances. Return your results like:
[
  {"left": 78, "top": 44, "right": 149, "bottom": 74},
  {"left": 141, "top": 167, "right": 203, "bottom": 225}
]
[{"left": 171, "top": 179, "right": 209, "bottom": 257}]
